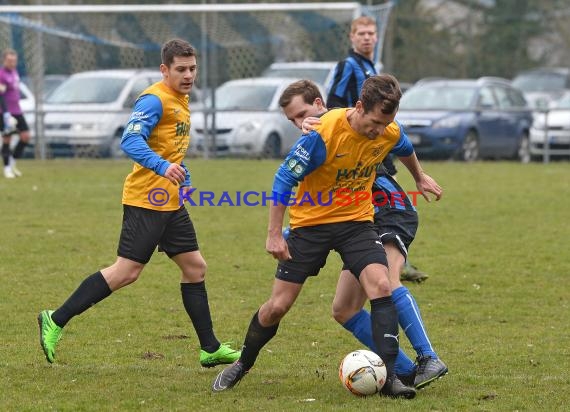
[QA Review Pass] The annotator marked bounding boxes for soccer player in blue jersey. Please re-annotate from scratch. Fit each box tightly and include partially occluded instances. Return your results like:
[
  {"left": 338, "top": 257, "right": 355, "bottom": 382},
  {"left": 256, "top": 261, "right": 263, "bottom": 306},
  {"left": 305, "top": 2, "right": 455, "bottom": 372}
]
[
  {"left": 280, "top": 80, "right": 448, "bottom": 389},
  {"left": 212, "top": 74, "right": 442, "bottom": 398},
  {"left": 327, "top": 16, "right": 428, "bottom": 283},
  {"left": 37, "top": 39, "right": 240, "bottom": 367}
]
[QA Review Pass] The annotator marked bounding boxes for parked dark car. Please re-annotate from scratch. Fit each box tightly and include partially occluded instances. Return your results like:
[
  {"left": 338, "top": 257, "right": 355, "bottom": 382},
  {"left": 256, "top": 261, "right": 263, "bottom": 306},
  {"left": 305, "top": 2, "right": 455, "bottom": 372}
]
[{"left": 396, "top": 77, "right": 533, "bottom": 161}]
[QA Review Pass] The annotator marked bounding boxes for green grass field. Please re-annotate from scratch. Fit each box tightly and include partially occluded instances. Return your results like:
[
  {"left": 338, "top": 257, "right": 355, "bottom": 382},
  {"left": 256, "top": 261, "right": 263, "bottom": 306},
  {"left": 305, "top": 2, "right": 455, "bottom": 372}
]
[{"left": 1, "top": 158, "right": 568, "bottom": 411}]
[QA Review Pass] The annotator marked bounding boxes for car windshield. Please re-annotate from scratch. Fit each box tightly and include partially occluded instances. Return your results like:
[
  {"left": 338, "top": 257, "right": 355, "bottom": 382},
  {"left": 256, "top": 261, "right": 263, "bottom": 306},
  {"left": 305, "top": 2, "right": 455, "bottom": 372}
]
[
  {"left": 210, "top": 84, "right": 276, "bottom": 110},
  {"left": 263, "top": 68, "right": 329, "bottom": 85},
  {"left": 512, "top": 72, "right": 567, "bottom": 93},
  {"left": 554, "top": 93, "right": 570, "bottom": 109},
  {"left": 400, "top": 85, "right": 476, "bottom": 110},
  {"left": 46, "top": 77, "right": 128, "bottom": 104}
]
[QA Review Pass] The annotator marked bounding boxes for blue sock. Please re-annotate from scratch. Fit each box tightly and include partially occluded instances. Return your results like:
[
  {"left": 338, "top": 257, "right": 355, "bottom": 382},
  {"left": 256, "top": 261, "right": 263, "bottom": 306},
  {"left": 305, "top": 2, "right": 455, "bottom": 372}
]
[
  {"left": 343, "top": 309, "right": 416, "bottom": 376},
  {"left": 392, "top": 286, "right": 437, "bottom": 358}
]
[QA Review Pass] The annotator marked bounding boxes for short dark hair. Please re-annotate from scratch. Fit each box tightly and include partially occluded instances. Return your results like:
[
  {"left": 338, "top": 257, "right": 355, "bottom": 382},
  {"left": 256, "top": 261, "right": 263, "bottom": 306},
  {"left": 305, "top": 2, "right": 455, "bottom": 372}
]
[
  {"left": 360, "top": 74, "right": 402, "bottom": 114},
  {"left": 161, "top": 39, "right": 196, "bottom": 67},
  {"left": 279, "top": 80, "right": 323, "bottom": 108}
]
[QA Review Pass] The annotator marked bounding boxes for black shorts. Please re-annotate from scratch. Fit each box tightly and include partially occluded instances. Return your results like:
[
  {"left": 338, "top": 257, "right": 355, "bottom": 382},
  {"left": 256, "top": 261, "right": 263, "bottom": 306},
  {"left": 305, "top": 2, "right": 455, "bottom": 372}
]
[
  {"left": 371, "top": 173, "right": 418, "bottom": 259},
  {"left": 117, "top": 205, "right": 199, "bottom": 264},
  {"left": 0, "top": 114, "right": 29, "bottom": 133},
  {"left": 276, "top": 221, "right": 388, "bottom": 284},
  {"left": 373, "top": 208, "right": 418, "bottom": 259}
]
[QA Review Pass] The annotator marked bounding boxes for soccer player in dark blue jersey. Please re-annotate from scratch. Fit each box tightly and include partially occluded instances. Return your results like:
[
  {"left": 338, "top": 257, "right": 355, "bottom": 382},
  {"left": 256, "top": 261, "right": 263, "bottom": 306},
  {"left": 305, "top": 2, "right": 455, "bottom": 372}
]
[{"left": 279, "top": 79, "right": 448, "bottom": 389}]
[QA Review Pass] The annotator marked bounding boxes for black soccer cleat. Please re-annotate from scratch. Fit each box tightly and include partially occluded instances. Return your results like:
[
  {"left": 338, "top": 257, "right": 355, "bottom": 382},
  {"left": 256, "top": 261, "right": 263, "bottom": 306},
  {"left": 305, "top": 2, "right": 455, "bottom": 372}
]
[
  {"left": 414, "top": 355, "right": 448, "bottom": 389},
  {"left": 397, "top": 369, "right": 417, "bottom": 388},
  {"left": 379, "top": 374, "right": 416, "bottom": 399},
  {"left": 212, "top": 361, "right": 249, "bottom": 392}
]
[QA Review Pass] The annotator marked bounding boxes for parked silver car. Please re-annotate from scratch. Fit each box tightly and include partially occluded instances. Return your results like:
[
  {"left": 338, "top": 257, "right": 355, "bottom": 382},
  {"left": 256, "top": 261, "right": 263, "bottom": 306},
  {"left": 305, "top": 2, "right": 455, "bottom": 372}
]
[
  {"left": 40, "top": 69, "right": 202, "bottom": 158},
  {"left": 512, "top": 67, "right": 570, "bottom": 110},
  {"left": 41, "top": 69, "right": 162, "bottom": 157},
  {"left": 191, "top": 77, "right": 323, "bottom": 158},
  {"left": 262, "top": 61, "right": 336, "bottom": 92},
  {"left": 529, "top": 91, "right": 570, "bottom": 160}
]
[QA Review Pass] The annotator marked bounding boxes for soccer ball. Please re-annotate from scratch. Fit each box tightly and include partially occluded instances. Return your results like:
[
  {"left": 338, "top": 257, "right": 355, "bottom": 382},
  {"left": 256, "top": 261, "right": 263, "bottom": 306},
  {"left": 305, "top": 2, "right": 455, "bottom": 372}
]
[{"left": 339, "top": 349, "right": 387, "bottom": 396}]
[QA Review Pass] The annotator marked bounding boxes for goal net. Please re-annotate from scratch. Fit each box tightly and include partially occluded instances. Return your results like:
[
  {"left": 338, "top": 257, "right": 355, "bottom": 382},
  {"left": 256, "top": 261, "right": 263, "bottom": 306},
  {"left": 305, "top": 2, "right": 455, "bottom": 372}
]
[{"left": 0, "top": 2, "right": 393, "bottom": 158}]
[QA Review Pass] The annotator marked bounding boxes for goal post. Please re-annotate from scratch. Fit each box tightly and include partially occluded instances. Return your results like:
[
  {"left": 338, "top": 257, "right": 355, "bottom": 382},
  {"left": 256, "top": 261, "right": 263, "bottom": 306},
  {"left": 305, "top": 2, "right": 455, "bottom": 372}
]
[{"left": 0, "top": 2, "right": 394, "bottom": 159}]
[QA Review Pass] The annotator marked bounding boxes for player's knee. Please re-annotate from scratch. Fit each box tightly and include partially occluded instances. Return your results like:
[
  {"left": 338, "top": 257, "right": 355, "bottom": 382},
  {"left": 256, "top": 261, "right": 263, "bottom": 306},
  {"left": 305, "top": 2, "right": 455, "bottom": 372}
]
[
  {"left": 332, "top": 302, "right": 353, "bottom": 324},
  {"left": 102, "top": 264, "right": 143, "bottom": 291},
  {"left": 20, "top": 132, "right": 31, "bottom": 143},
  {"left": 122, "top": 272, "right": 140, "bottom": 286},
  {"left": 332, "top": 298, "right": 362, "bottom": 325},
  {"left": 121, "top": 266, "right": 144, "bottom": 285},
  {"left": 182, "top": 259, "right": 207, "bottom": 282},
  {"left": 191, "top": 258, "right": 207, "bottom": 275},
  {"left": 265, "top": 300, "right": 291, "bottom": 323},
  {"left": 365, "top": 278, "right": 392, "bottom": 298}
]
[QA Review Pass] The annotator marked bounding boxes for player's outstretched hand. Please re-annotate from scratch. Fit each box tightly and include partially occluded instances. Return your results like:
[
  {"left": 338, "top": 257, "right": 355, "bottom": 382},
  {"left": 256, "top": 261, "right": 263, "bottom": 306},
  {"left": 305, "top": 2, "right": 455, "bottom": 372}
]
[
  {"left": 266, "top": 233, "right": 292, "bottom": 261},
  {"left": 164, "top": 163, "right": 186, "bottom": 185},
  {"left": 416, "top": 172, "right": 443, "bottom": 202}
]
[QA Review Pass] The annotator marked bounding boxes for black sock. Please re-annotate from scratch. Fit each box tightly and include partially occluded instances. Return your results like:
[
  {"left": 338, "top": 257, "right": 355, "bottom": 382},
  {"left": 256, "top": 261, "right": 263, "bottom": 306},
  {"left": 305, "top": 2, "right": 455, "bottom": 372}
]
[
  {"left": 181, "top": 281, "right": 220, "bottom": 352},
  {"left": 13, "top": 140, "right": 27, "bottom": 159},
  {"left": 51, "top": 271, "right": 112, "bottom": 327},
  {"left": 1, "top": 142, "right": 10, "bottom": 166},
  {"left": 239, "top": 311, "right": 279, "bottom": 370},
  {"left": 370, "top": 296, "right": 400, "bottom": 377}
]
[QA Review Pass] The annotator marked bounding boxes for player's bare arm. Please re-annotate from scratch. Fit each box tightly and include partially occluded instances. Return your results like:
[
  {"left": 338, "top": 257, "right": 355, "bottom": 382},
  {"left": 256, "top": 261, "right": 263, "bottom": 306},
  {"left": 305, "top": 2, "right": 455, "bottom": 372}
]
[{"left": 398, "top": 153, "right": 443, "bottom": 202}]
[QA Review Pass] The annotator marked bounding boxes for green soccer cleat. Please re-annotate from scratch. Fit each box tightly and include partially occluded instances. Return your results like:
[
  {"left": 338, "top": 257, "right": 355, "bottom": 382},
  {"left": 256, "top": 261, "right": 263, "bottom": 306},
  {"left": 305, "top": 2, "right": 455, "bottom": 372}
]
[
  {"left": 200, "top": 343, "right": 241, "bottom": 368},
  {"left": 38, "top": 310, "right": 63, "bottom": 363}
]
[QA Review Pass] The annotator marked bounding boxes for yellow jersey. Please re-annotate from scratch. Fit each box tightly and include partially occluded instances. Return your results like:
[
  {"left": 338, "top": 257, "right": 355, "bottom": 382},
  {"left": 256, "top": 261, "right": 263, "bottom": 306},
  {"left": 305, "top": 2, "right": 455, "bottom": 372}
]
[
  {"left": 121, "top": 81, "right": 191, "bottom": 211},
  {"left": 272, "top": 108, "right": 412, "bottom": 228}
]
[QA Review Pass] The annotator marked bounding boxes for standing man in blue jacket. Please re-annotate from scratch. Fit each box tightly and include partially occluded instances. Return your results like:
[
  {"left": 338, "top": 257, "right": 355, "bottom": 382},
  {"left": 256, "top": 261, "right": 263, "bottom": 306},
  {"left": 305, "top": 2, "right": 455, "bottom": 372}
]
[{"left": 327, "top": 16, "right": 379, "bottom": 109}]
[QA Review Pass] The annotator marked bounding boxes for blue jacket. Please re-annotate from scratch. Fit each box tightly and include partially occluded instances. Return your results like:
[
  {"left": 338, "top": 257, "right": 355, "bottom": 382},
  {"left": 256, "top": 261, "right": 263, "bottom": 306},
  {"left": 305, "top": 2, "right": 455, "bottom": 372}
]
[{"left": 326, "top": 49, "right": 377, "bottom": 109}]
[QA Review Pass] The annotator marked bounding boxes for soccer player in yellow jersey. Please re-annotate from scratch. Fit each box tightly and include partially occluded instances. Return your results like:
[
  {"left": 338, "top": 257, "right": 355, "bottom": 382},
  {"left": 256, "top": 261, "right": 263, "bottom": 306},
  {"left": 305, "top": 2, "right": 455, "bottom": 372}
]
[
  {"left": 38, "top": 39, "right": 240, "bottom": 368},
  {"left": 213, "top": 74, "right": 442, "bottom": 398},
  {"left": 279, "top": 80, "right": 447, "bottom": 390}
]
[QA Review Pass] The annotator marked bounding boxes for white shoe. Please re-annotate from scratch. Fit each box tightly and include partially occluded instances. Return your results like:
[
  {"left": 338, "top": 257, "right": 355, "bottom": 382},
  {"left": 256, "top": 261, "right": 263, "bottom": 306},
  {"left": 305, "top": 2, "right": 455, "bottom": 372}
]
[
  {"left": 4, "top": 165, "right": 15, "bottom": 178},
  {"left": 9, "top": 157, "right": 22, "bottom": 177}
]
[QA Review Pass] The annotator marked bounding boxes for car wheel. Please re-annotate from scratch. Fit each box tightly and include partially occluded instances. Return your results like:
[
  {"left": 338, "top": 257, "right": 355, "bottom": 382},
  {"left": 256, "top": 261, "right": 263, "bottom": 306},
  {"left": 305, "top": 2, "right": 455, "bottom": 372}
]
[
  {"left": 461, "top": 131, "right": 479, "bottom": 161},
  {"left": 262, "top": 133, "right": 281, "bottom": 159},
  {"left": 108, "top": 130, "right": 126, "bottom": 159},
  {"left": 517, "top": 133, "right": 531, "bottom": 163}
]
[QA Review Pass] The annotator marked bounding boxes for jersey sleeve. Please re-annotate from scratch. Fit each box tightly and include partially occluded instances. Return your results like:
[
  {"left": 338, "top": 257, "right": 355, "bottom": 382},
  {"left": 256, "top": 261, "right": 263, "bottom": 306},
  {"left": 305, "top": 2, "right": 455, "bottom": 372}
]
[
  {"left": 272, "top": 131, "right": 327, "bottom": 202},
  {"left": 326, "top": 60, "right": 353, "bottom": 109},
  {"left": 121, "top": 94, "right": 171, "bottom": 176},
  {"left": 390, "top": 120, "right": 414, "bottom": 157},
  {"left": 180, "top": 161, "right": 191, "bottom": 187}
]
